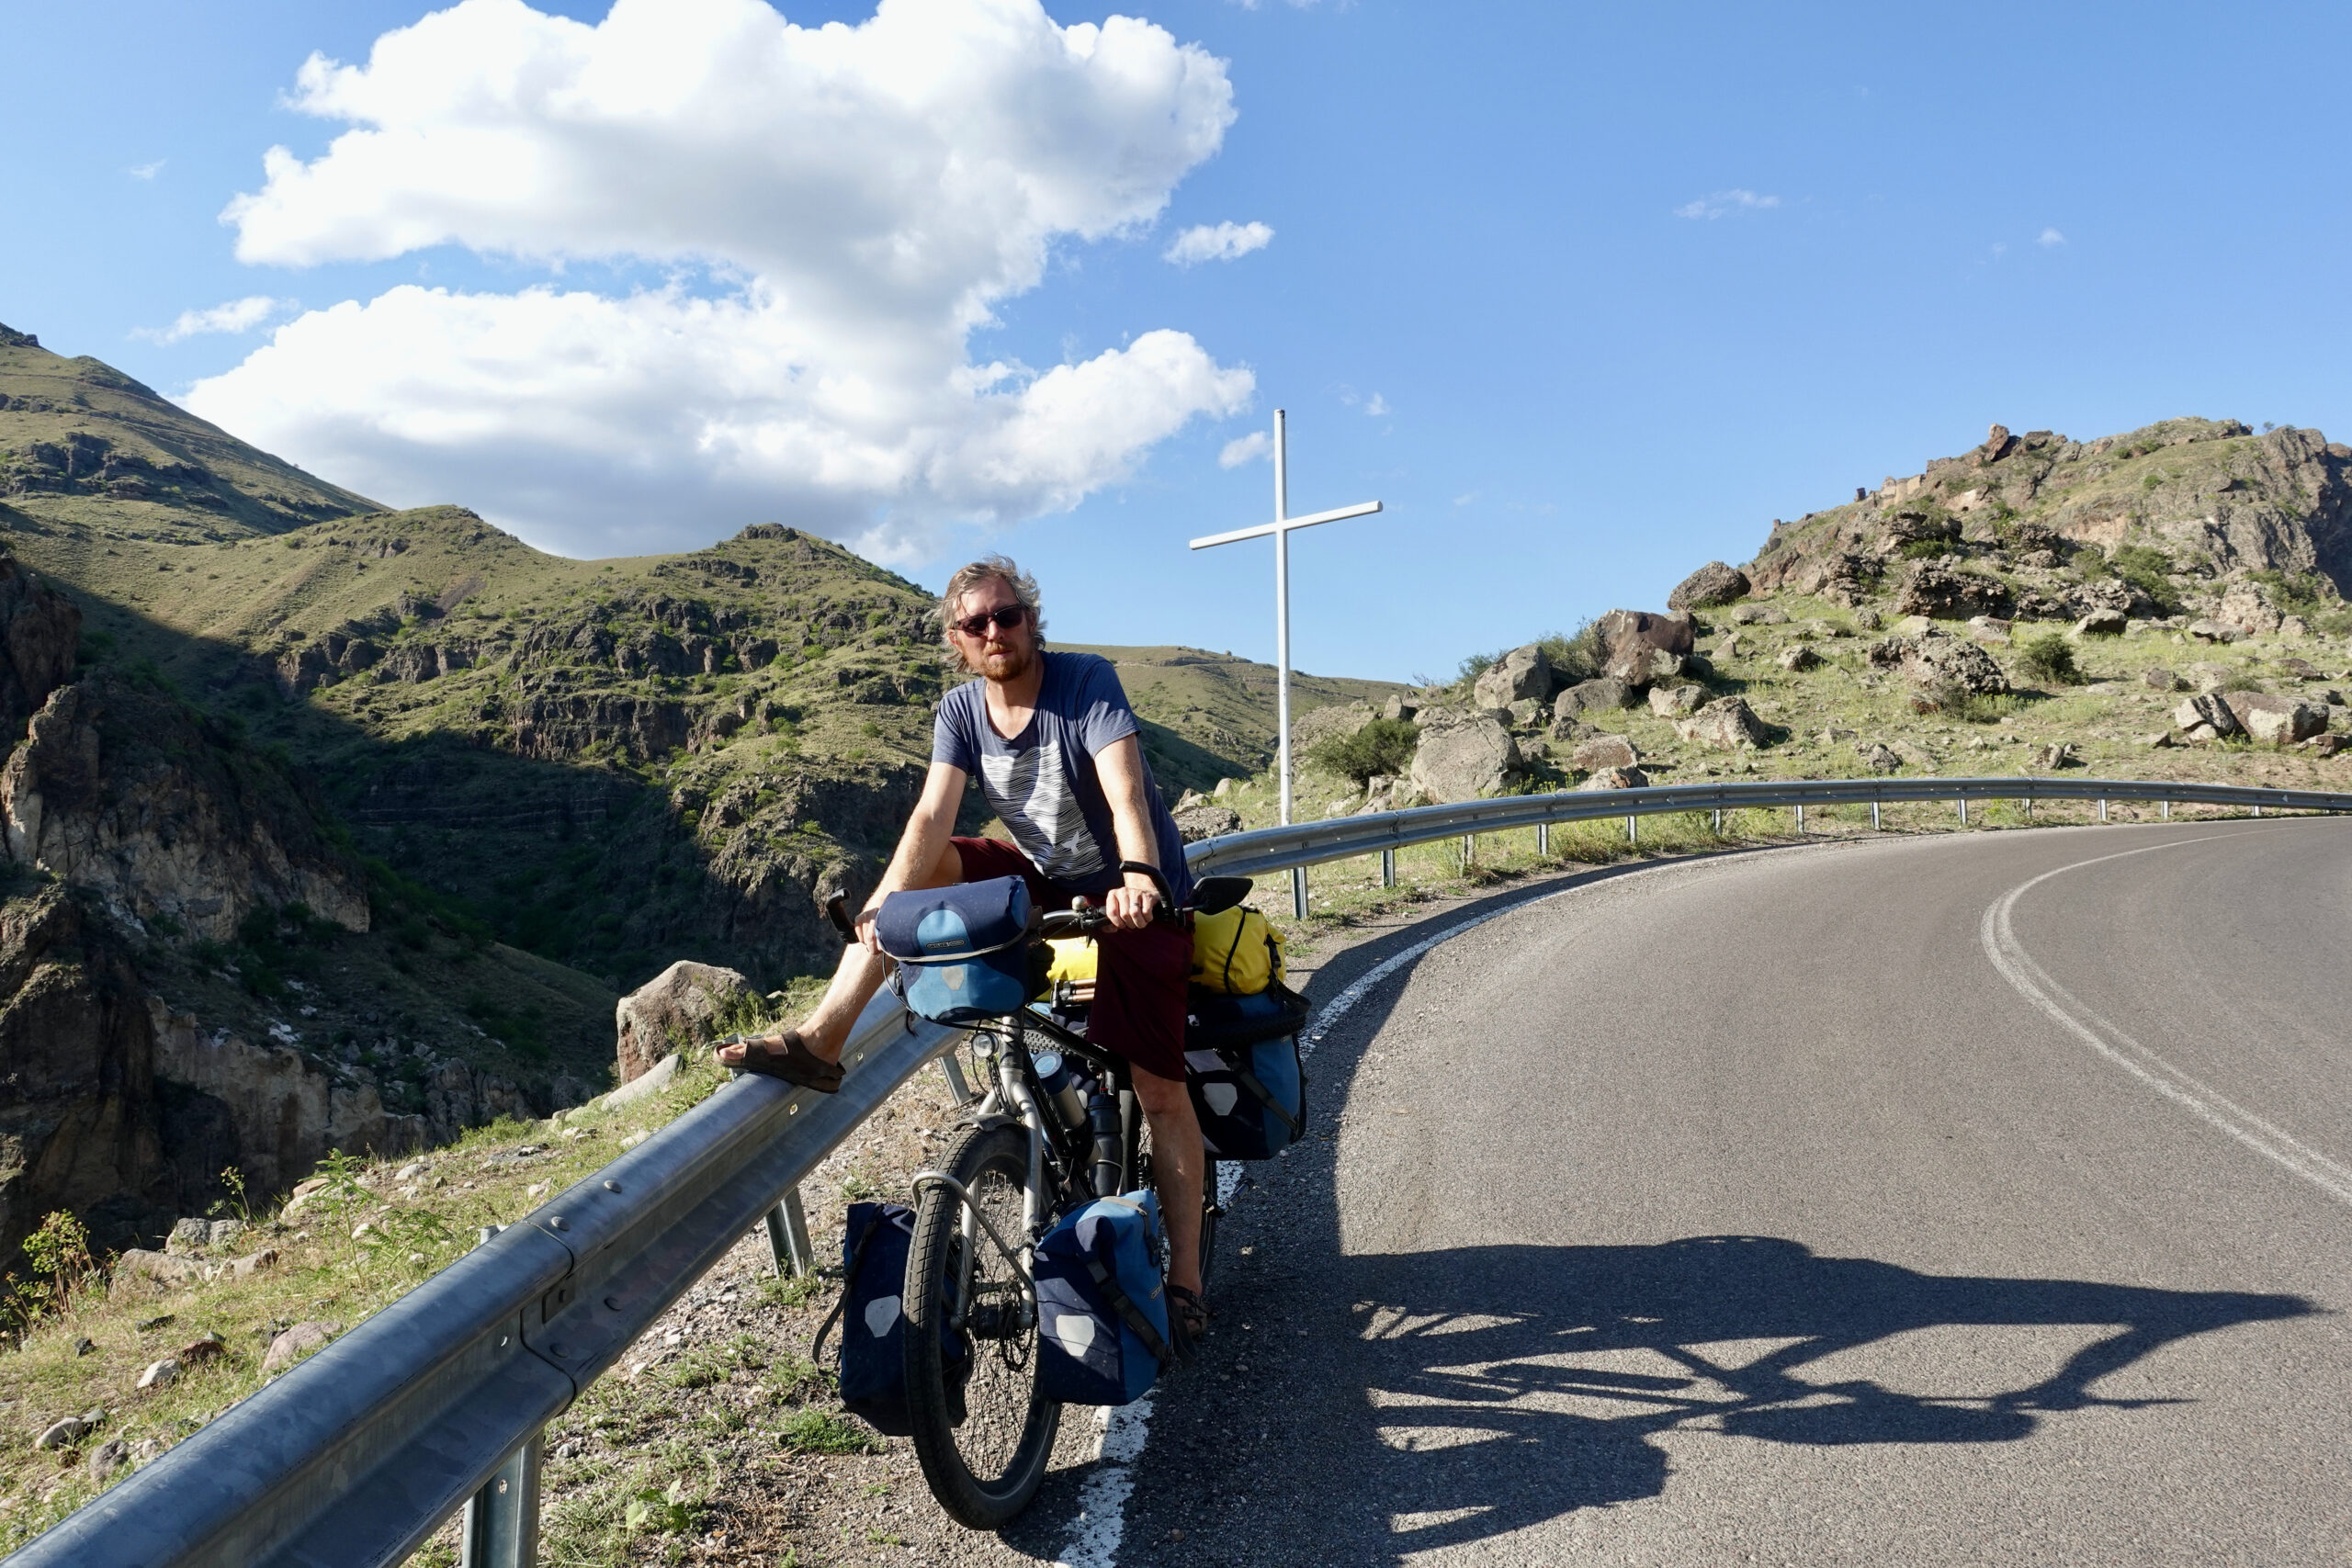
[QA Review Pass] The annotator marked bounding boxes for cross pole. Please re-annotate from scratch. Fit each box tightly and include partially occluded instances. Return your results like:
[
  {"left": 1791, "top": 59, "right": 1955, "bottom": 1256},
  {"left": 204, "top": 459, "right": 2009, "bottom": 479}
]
[{"left": 1190, "top": 409, "right": 1382, "bottom": 918}]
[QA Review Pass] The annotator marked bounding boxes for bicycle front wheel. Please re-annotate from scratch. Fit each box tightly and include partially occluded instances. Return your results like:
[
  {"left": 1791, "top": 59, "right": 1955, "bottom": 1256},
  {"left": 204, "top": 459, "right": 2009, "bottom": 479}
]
[{"left": 904, "top": 1122, "right": 1060, "bottom": 1529}]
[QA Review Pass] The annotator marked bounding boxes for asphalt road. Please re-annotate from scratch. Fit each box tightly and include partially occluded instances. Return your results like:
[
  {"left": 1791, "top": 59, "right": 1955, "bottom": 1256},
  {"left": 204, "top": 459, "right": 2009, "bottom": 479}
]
[{"left": 1089, "top": 821, "right": 2352, "bottom": 1567}]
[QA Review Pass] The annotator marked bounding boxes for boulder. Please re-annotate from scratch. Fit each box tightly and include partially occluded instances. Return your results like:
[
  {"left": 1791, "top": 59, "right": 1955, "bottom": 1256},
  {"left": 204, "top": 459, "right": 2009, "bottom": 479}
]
[
  {"left": 1407, "top": 710, "right": 1521, "bottom": 804},
  {"left": 1378, "top": 694, "right": 1419, "bottom": 723},
  {"left": 1472, "top": 646, "right": 1552, "bottom": 710},
  {"left": 1647, "top": 683, "right": 1705, "bottom": 717},
  {"left": 2075, "top": 609, "right": 2128, "bottom": 637},
  {"left": 1729, "top": 604, "right": 1789, "bottom": 626},
  {"left": 2174, "top": 694, "right": 2244, "bottom": 740},
  {"left": 35, "top": 1416, "right": 89, "bottom": 1450},
  {"left": 1291, "top": 700, "right": 1377, "bottom": 753},
  {"left": 262, "top": 1320, "right": 341, "bottom": 1373},
  {"left": 1966, "top": 615, "right": 2013, "bottom": 645},
  {"left": 1777, "top": 645, "right": 1822, "bottom": 673},
  {"left": 1553, "top": 678, "right": 1632, "bottom": 720},
  {"left": 1596, "top": 608, "right": 1696, "bottom": 660},
  {"left": 1506, "top": 697, "right": 1542, "bottom": 728},
  {"left": 614, "top": 961, "right": 750, "bottom": 1085},
  {"left": 1675, "top": 697, "right": 1767, "bottom": 750},
  {"left": 598, "top": 1052, "right": 680, "bottom": 1111},
  {"left": 2217, "top": 581, "right": 2285, "bottom": 637},
  {"left": 1895, "top": 564, "right": 2010, "bottom": 621},
  {"left": 1668, "top": 562, "right": 1751, "bottom": 611},
  {"left": 2185, "top": 618, "right": 2235, "bottom": 643},
  {"left": 1603, "top": 645, "right": 1687, "bottom": 689},
  {"left": 2221, "top": 692, "right": 2328, "bottom": 745},
  {"left": 1901, "top": 633, "right": 2010, "bottom": 697},
  {"left": 2280, "top": 615, "right": 2312, "bottom": 639},
  {"left": 2141, "top": 666, "right": 2183, "bottom": 692},
  {"left": 2278, "top": 657, "right": 2324, "bottom": 681},
  {"left": 113, "top": 1249, "right": 203, "bottom": 1289},
  {"left": 1856, "top": 742, "right": 1902, "bottom": 773},
  {"left": 1713, "top": 632, "right": 1745, "bottom": 661},
  {"left": 1572, "top": 766, "right": 1649, "bottom": 791},
  {"left": 1171, "top": 804, "right": 1244, "bottom": 842},
  {"left": 1883, "top": 510, "right": 1962, "bottom": 549},
  {"left": 1570, "top": 734, "right": 1639, "bottom": 773},
  {"left": 2032, "top": 742, "right": 2081, "bottom": 769}
]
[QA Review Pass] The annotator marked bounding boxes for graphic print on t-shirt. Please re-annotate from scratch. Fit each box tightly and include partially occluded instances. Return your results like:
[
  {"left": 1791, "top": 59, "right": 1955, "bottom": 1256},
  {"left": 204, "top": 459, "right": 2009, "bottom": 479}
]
[{"left": 978, "top": 734, "right": 1107, "bottom": 882}]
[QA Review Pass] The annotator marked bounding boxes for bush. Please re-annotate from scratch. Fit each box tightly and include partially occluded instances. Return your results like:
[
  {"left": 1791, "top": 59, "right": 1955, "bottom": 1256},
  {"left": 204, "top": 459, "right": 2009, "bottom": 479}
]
[
  {"left": 1308, "top": 717, "right": 1419, "bottom": 786},
  {"left": 1538, "top": 621, "right": 1603, "bottom": 685},
  {"left": 2108, "top": 543, "right": 2180, "bottom": 613},
  {"left": 2014, "top": 632, "right": 2081, "bottom": 687}
]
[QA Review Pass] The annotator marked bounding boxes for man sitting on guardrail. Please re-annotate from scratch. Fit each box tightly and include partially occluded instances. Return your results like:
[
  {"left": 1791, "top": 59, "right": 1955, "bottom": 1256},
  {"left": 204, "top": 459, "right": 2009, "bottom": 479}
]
[{"left": 718, "top": 555, "right": 1213, "bottom": 1332}]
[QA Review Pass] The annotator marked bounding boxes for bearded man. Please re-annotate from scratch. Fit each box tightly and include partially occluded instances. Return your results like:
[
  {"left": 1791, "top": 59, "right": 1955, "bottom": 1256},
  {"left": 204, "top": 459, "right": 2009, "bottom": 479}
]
[{"left": 718, "top": 555, "right": 1211, "bottom": 1339}]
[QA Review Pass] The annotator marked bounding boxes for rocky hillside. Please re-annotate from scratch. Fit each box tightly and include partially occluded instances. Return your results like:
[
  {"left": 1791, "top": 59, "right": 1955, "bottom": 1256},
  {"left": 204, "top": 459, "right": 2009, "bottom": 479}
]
[
  {"left": 1292, "top": 417, "right": 2352, "bottom": 816},
  {"left": 0, "top": 321, "right": 1391, "bottom": 1244}
]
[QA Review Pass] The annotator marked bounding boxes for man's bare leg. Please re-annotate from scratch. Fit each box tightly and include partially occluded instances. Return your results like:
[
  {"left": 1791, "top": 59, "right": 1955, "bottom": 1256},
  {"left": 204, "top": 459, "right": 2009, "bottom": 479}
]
[
  {"left": 1131, "top": 1066, "right": 1204, "bottom": 1300},
  {"left": 717, "top": 838, "right": 963, "bottom": 1069}
]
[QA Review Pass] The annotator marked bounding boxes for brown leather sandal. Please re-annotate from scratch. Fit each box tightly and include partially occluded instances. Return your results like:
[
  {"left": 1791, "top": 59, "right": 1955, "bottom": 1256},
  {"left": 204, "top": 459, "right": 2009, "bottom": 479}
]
[{"left": 717, "top": 1030, "right": 843, "bottom": 1094}]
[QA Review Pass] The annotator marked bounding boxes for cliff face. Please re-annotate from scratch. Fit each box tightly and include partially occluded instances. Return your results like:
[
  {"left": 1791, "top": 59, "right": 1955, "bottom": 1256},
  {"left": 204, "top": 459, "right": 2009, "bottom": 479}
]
[{"left": 3, "top": 673, "right": 371, "bottom": 942}]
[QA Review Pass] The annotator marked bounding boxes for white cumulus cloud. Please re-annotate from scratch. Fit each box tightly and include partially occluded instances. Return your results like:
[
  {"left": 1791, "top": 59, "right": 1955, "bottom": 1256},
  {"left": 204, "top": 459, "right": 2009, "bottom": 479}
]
[
  {"left": 2038, "top": 227, "right": 2067, "bottom": 247},
  {"left": 133, "top": 296, "right": 291, "bottom": 344},
  {"left": 189, "top": 0, "right": 1253, "bottom": 560},
  {"left": 1673, "top": 188, "right": 1780, "bottom": 220},
  {"left": 128, "top": 160, "right": 165, "bottom": 181},
  {"left": 1163, "top": 220, "right": 1273, "bottom": 266},
  {"left": 1218, "top": 430, "right": 1271, "bottom": 468}
]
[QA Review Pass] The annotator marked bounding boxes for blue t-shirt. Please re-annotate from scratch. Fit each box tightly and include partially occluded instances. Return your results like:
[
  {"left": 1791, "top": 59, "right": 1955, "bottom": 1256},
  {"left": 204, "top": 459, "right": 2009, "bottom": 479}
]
[{"left": 932, "top": 651, "right": 1193, "bottom": 902}]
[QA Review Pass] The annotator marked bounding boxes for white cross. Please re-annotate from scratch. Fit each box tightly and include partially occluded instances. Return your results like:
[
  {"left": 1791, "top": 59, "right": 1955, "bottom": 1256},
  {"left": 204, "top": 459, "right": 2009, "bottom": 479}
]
[{"left": 1191, "top": 409, "right": 1382, "bottom": 916}]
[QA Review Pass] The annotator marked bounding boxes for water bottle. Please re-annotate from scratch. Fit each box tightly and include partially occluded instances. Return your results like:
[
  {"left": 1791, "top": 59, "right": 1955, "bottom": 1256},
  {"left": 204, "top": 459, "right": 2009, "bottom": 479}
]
[
  {"left": 1032, "top": 1050, "right": 1089, "bottom": 1132},
  {"left": 1087, "top": 1087, "right": 1123, "bottom": 1200}
]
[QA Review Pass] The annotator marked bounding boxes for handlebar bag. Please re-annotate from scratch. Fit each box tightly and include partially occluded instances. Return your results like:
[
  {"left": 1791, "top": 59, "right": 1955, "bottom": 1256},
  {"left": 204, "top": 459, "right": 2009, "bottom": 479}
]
[
  {"left": 813, "top": 1202, "right": 966, "bottom": 1436},
  {"left": 875, "top": 876, "right": 1035, "bottom": 1024},
  {"left": 1183, "top": 986, "right": 1310, "bottom": 1159},
  {"left": 1033, "top": 1191, "right": 1170, "bottom": 1405}
]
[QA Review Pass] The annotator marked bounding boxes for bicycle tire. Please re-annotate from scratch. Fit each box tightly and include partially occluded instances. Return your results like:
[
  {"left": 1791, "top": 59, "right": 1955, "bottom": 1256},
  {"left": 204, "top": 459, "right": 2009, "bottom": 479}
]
[{"left": 904, "top": 1122, "right": 1060, "bottom": 1529}]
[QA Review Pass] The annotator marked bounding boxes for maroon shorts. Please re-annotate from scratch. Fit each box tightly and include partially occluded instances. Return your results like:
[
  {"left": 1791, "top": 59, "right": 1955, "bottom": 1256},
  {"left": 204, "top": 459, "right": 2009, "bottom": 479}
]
[{"left": 950, "top": 836, "right": 1190, "bottom": 1083}]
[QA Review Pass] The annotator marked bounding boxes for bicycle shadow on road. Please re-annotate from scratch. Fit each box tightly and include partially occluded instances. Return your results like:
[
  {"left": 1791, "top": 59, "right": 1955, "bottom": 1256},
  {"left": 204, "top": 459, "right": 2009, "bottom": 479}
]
[{"left": 1130, "top": 1233, "right": 2312, "bottom": 1564}]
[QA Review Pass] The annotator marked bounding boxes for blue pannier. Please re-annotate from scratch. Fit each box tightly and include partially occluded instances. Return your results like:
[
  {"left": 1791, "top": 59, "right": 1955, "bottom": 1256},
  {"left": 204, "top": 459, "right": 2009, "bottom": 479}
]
[
  {"left": 1033, "top": 1191, "right": 1170, "bottom": 1405},
  {"left": 875, "top": 876, "right": 1035, "bottom": 1024},
  {"left": 1183, "top": 987, "right": 1309, "bottom": 1160},
  {"left": 816, "top": 1202, "right": 964, "bottom": 1435}
]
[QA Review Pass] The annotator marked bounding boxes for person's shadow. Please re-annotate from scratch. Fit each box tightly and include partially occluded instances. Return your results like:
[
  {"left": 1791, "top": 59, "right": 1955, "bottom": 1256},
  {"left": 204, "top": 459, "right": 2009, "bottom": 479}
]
[{"left": 1091, "top": 1232, "right": 2314, "bottom": 1564}]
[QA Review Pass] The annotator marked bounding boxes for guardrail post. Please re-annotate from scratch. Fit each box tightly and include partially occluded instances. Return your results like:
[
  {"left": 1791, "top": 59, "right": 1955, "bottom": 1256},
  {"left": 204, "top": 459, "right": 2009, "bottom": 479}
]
[
  {"left": 460, "top": 1431, "right": 543, "bottom": 1568},
  {"left": 1537, "top": 821, "right": 1549, "bottom": 858},
  {"left": 1462, "top": 831, "right": 1474, "bottom": 865},
  {"left": 1959, "top": 797, "right": 1968, "bottom": 827},
  {"left": 2162, "top": 799, "right": 2170, "bottom": 820},
  {"left": 1871, "top": 799, "right": 1881, "bottom": 831},
  {"left": 2098, "top": 797, "right": 2108, "bottom": 822},
  {"left": 2253, "top": 803, "right": 2262, "bottom": 818},
  {"left": 1713, "top": 807, "right": 1723, "bottom": 834},
  {"left": 764, "top": 1187, "right": 816, "bottom": 1278},
  {"left": 1626, "top": 813, "right": 1637, "bottom": 845},
  {"left": 1291, "top": 866, "right": 1307, "bottom": 919},
  {"left": 1794, "top": 804, "right": 1804, "bottom": 835},
  {"left": 938, "top": 1051, "right": 976, "bottom": 1106},
  {"left": 1380, "top": 847, "right": 1396, "bottom": 887}
]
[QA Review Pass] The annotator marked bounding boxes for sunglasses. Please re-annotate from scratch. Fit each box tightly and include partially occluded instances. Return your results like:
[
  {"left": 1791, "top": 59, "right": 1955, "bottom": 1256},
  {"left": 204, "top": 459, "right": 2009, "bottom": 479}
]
[{"left": 951, "top": 604, "right": 1028, "bottom": 638}]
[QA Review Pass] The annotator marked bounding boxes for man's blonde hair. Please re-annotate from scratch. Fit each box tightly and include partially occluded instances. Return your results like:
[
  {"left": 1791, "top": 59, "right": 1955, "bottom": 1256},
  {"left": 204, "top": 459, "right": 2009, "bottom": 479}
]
[{"left": 939, "top": 555, "right": 1046, "bottom": 674}]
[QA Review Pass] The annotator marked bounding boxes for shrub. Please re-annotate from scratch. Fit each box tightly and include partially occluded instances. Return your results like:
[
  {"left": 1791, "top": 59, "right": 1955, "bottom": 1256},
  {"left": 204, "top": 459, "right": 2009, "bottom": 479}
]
[
  {"left": 2014, "top": 632, "right": 2081, "bottom": 687},
  {"left": 2108, "top": 543, "right": 2180, "bottom": 612},
  {"left": 1537, "top": 620, "right": 1603, "bottom": 684},
  {"left": 1308, "top": 717, "right": 1419, "bottom": 786}
]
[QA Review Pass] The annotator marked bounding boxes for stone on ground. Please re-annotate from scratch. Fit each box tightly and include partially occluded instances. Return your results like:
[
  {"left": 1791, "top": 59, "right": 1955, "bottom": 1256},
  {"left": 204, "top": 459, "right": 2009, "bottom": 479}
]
[
  {"left": 1408, "top": 710, "right": 1521, "bottom": 803},
  {"left": 1572, "top": 765, "right": 1649, "bottom": 791},
  {"left": 1473, "top": 646, "right": 1552, "bottom": 710},
  {"left": 1668, "top": 561, "right": 1751, "bottom": 611},
  {"left": 1554, "top": 678, "right": 1632, "bottom": 720},
  {"left": 1570, "top": 734, "right": 1639, "bottom": 773},
  {"left": 1676, "top": 696, "right": 1767, "bottom": 750},
  {"left": 1647, "top": 682, "right": 1705, "bottom": 716}
]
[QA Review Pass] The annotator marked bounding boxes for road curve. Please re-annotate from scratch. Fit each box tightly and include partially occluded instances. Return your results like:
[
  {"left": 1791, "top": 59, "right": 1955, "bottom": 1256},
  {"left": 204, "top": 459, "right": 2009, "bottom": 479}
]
[{"left": 1104, "top": 821, "right": 2352, "bottom": 1567}]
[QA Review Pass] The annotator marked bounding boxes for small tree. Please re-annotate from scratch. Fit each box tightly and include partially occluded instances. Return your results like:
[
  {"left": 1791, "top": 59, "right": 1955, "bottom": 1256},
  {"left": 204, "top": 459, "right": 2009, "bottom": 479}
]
[
  {"left": 1309, "top": 718, "right": 1419, "bottom": 787},
  {"left": 2014, "top": 632, "right": 2081, "bottom": 687}
]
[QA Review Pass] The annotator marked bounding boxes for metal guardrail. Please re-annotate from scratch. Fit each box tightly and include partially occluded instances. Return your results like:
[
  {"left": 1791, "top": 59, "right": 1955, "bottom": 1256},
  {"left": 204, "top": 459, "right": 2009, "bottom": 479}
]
[{"left": 13, "top": 772, "right": 2350, "bottom": 1566}]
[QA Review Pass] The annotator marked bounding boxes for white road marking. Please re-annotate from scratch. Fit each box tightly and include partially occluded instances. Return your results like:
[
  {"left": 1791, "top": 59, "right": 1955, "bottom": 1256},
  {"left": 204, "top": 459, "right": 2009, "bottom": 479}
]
[
  {"left": 1980, "top": 832, "right": 2352, "bottom": 1208},
  {"left": 1053, "top": 870, "right": 1641, "bottom": 1566}
]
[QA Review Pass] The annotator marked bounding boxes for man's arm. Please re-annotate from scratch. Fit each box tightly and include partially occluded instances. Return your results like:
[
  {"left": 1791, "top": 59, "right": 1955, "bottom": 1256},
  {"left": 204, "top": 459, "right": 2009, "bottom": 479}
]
[
  {"left": 854, "top": 760, "right": 968, "bottom": 951},
  {"left": 1094, "top": 734, "right": 1165, "bottom": 931}
]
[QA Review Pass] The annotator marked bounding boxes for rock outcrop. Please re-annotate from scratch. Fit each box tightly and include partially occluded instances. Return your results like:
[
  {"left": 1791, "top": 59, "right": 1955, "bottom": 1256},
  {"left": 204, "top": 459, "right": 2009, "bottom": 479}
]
[
  {"left": 1668, "top": 562, "right": 1750, "bottom": 611},
  {"left": 1472, "top": 646, "right": 1551, "bottom": 710},
  {"left": 614, "top": 961, "right": 752, "bottom": 1084},
  {"left": 0, "top": 558, "right": 78, "bottom": 742}
]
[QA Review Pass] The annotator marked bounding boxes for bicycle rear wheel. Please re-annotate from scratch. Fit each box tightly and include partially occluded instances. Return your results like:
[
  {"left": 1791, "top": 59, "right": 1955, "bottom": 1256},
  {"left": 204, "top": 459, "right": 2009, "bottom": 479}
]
[{"left": 904, "top": 1122, "right": 1059, "bottom": 1529}]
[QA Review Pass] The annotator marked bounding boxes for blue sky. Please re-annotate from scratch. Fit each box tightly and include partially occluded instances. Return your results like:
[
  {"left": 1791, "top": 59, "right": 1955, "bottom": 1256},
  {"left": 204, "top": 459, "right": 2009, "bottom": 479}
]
[{"left": 6, "top": 0, "right": 2351, "bottom": 684}]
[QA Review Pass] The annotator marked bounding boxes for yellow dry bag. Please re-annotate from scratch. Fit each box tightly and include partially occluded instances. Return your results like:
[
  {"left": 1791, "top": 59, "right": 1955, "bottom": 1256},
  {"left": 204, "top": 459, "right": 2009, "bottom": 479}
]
[{"left": 1189, "top": 905, "right": 1284, "bottom": 995}]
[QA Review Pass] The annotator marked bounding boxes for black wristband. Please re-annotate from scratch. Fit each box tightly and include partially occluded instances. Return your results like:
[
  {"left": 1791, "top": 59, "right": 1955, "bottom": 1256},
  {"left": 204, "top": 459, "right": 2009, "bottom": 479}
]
[{"left": 1117, "top": 860, "right": 1171, "bottom": 903}]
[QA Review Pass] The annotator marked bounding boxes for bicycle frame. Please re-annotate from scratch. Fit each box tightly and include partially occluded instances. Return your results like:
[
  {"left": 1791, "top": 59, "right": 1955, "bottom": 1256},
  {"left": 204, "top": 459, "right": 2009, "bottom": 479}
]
[{"left": 910, "top": 1004, "right": 1142, "bottom": 1334}]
